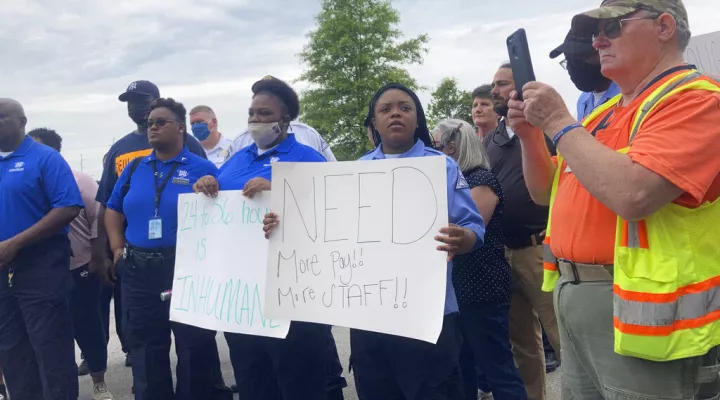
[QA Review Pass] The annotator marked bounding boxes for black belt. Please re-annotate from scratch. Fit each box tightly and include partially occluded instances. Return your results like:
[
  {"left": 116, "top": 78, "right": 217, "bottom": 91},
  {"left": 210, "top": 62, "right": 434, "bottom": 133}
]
[
  {"left": 504, "top": 232, "right": 545, "bottom": 249},
  {"left": 124, "top": 244, "right": 176, "bottom": 261}
]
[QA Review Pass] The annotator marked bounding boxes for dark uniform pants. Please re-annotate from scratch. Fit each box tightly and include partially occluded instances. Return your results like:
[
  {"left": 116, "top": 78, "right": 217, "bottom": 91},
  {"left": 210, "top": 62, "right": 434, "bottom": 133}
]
[
  {"left": 70, "top": 264, "right": 108, "bottom": 376},
  {"left": 120, "top": 246, "right": 218, "bottom": 400},
  {"left": 225, "top": 321, "right": 331, "bottom": 400},
  {"left": 458, "top": 302, "right": 527, "bottom": 400},
  {"left": 351, "top": 313, "right": 464, "bottom": 400},
  {"left": 0, "top": 235, "right": 78, "bottom": 400},
  {"left": 100, "top": 271, "right": 127, "bottom": 352}
]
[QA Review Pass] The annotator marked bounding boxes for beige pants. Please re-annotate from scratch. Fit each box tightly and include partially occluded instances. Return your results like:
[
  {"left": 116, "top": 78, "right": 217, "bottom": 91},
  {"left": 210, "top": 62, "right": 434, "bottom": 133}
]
[{"left": 507, "top": 244, "right": 562, "bottom": 400}]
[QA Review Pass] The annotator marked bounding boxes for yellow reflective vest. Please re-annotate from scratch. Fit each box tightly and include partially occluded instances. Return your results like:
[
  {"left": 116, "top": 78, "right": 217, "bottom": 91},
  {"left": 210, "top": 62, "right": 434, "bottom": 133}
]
[{"left": 542, "top": 69, "right": 720, "bottom": 361}]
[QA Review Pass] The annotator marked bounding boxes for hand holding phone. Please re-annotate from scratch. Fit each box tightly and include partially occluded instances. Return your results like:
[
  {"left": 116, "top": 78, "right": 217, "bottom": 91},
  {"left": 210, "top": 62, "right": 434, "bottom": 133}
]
[{"left": 506, "top": 29, "right": 536, "bottom": 101}]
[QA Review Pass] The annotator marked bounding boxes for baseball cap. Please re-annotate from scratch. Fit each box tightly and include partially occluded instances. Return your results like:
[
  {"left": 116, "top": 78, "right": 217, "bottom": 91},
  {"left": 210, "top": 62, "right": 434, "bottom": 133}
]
[
  {"left": 549, "top": 31, "right": 595, "bottom": 60},
  {"left": 572, "top": 0, "right": 688, "bottom": 33},
  {"left": 118, "top": 80, "right": 160, "bottom": 102}
]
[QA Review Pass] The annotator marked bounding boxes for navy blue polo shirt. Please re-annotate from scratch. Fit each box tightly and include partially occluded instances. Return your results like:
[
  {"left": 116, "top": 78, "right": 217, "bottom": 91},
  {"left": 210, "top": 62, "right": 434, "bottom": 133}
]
[
  {"left": 96, "top": 131, "right": 207, "bottom": 205},
  {"left": 218, "top": 134, "right": 326, "bottom": 190},
  {"left": 107, "top": 146, "right": 217, "bottom": 248},
  {"left": 0, "top": 136, "right": 84, "bottom": 242}
]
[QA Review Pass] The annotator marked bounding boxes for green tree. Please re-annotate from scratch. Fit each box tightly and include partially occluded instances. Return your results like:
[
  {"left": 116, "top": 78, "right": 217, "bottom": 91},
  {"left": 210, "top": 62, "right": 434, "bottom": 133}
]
[
  {"left": 297, "top": 0, "right": 429, "bottom": 160},
  {"left": 426, "top": 77, "right": 473, "bottom": 129}
]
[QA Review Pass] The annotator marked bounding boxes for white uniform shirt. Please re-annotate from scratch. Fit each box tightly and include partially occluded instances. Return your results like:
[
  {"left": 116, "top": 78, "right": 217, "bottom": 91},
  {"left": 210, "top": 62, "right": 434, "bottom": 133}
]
[
  {"left": 205, "top": 134, "right": 234, "bottom": 168},
  {"left": 231, "top": 122, "right": 337, "bottom": 161}
]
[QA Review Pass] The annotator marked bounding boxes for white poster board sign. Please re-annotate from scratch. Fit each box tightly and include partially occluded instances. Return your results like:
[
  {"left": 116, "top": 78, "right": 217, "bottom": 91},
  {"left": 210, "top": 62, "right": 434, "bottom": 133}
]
[
  {"left": 684, "top": 31, "right": 720, "bottom": 75},
  {"left": 264, "top": 157, "right": 449, "bottom": 343},
  {"left": 170, "top": 191, "right": 289, "bottom": 338}
]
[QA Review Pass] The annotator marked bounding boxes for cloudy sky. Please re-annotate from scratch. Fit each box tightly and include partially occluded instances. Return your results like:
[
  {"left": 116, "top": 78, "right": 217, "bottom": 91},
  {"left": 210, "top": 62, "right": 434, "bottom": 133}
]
[{"left": 4, "top": 0, "right": 718, "bottom": 178}]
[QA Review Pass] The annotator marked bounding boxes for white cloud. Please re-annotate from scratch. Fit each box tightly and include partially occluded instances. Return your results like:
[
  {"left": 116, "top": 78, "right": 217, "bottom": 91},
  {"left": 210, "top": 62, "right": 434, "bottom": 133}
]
[{"left": 3, "top": 0, "right": 717, "bottom": 177}]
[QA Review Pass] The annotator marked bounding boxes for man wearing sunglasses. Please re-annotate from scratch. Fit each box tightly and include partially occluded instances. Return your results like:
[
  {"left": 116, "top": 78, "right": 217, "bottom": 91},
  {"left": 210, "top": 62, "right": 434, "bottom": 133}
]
[
  {"left": 95, "top": 81, "right": 237, "bottom": 399},
  {"left": 507, "top": 0, "right": 720, "bottom": 399},
  {"left": 550, "top": 30, "right": 620, "bottom": 121}
]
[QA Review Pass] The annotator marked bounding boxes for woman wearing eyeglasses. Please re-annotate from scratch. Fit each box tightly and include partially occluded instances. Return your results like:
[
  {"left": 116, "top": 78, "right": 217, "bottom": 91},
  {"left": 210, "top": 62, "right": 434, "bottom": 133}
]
[
  {"left": 432, "top": 119, "right": 527, "bottom": 400},
  {"left": 105, "top": 98, "right": 220, "bottom": 400}
]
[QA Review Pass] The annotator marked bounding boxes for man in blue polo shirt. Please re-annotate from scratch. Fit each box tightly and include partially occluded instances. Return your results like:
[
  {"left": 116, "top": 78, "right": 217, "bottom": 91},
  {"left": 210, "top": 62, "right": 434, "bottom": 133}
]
[
  {"left": 94, "top": 80, "right": 209, "bottom": 369},
  {"left": 0, "top": 98, "right": 83, "bottom": 399}
]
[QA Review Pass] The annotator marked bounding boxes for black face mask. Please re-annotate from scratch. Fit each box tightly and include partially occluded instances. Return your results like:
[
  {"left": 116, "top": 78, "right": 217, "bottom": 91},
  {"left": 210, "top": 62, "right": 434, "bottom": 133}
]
[
  {"left": 127, "top": 97, "right": 153, "bottom": 126},
  {"left": 566, "top": 58, "right": 611, "bottom": 93}
]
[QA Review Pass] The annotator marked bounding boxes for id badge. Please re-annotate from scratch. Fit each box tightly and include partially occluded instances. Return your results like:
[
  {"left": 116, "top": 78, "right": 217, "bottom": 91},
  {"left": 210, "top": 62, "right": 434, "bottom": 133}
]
[{"left": 148, "top": 218, "right": 163, "bottom": 240}]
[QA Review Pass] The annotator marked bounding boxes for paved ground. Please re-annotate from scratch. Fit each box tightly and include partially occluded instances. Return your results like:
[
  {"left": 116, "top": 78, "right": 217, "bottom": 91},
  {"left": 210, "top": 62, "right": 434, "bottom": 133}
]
[{"left": 77, "top": 305, "right": 561, "bottom": 399}]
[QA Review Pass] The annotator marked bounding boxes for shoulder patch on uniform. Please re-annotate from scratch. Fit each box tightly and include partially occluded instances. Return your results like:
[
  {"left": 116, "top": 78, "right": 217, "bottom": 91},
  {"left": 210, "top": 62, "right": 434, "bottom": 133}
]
[{"left": 456, "top": 170, "right": 469, "bottom": 190}]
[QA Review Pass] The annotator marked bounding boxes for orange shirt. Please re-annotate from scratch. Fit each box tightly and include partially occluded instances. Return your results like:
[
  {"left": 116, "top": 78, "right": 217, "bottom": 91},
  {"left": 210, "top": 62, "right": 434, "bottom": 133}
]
[{"left": 550, "top": 70, "right": 720, "bottom": 264}]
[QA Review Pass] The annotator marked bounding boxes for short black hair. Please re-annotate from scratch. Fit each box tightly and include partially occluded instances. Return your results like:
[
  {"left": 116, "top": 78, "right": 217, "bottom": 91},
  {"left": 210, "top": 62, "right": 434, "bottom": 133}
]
[
  {"left": 28, "top": 128, "right": 62, "bottom": 152},
  {"left": 149, "top": 97, "right": 187, "bottom": 129},
  {"left": 472, "top": 84, "right": 493, "bottom": 101},
  {"left": 251, "top": 76, "right": 300, "bottom": 120}
]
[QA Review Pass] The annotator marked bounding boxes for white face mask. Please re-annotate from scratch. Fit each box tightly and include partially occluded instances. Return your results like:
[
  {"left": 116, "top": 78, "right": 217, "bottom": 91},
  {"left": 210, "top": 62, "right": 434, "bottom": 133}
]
[{"left": 249, "top": 122, "right": 283, "bottom": 148}]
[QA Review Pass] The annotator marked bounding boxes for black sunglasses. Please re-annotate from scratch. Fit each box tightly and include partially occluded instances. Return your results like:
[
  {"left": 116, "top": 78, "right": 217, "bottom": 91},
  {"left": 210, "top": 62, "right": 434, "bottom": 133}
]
[
  {"left": 147, "top": 118, "right": 179, "bottom": 128},
  {"left": 593, "top": 13, "right": 659, "bottom": 41},
  {"left": 434, "top": 124, "right": 463, "bottom": 151}
]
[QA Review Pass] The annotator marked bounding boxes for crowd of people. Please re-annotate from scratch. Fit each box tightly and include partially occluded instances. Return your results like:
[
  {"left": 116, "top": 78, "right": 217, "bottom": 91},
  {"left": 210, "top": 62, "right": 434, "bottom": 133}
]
[{"left": 0, "top": 0, "right": 719, "bottom": 399}]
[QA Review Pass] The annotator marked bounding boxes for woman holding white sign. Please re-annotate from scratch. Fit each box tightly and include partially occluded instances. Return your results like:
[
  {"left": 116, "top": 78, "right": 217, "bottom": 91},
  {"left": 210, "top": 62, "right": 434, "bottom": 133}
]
[
  {"left": 193, "top": 76, "right": 346, "bottom": 400},
  {"left": 263, "top": 82, "right": 486, "bottom": 400}
]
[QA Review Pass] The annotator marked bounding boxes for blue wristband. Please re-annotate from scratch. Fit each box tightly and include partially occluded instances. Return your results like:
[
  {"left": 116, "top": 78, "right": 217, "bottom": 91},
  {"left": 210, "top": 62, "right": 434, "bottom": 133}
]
[{"left": 552, "top": 123, "right": 583, "bottom": 146}]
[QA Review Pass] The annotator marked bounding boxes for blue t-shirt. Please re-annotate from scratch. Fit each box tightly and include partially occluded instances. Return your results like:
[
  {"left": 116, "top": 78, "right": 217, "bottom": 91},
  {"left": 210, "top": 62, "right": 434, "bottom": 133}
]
[
  {"left": 96, "top": 131, "right": 207, "bottom": 205},
  {"left": 0, "top": 136, "right": 84, "bottom": 242},
  {"left": 217, "top": 134, "right": 326, "bottom": 190},
  {"left": 107, "top": 147, "right": 217, "bottom": 248},
  {"left": 576, "top": 82, "right": 621, "bottom": 121},
  {"left": 360, "top": 140, "right": 486, "bottom": 315}
]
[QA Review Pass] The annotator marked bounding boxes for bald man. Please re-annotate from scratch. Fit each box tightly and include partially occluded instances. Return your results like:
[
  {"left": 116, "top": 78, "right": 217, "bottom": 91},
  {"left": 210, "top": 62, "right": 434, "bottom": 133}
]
[{"left": 0, "top": 98, "right": 83, "bottom": 399}]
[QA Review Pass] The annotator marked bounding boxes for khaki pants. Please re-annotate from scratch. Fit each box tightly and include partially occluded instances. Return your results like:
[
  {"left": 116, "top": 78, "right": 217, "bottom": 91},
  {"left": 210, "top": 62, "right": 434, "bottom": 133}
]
[
  {"left": 507, "top": 244, "right": 562, "bottom": 400},
  {"left": 554, "top": 274, "right": 720, "bottom": 399}
]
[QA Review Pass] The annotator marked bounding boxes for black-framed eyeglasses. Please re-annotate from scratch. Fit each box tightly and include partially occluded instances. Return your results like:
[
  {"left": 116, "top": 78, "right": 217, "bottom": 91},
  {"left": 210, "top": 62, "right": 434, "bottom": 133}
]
[
  {"left": 593, "top": 14, "right": 659, "bottom": 41},
  {"left": 434, "top": 123, "right": 463, "bottom": 151},
  {"left": 147, "top": 118, "right": 178, "bottom": 128}
]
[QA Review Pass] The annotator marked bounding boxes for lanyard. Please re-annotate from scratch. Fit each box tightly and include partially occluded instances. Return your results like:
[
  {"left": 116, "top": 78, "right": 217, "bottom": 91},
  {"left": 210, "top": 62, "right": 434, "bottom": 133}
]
[
  {"left": 151, "top": 160, "right": 179, "bottom": 218},
  {"left": 589, "top": 64, "right": 697, "bottom": 138}
]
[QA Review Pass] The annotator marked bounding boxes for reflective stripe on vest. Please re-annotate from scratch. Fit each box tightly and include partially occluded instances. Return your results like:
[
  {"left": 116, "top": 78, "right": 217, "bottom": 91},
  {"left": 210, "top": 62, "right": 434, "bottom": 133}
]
[{"left": 542, "top": 70, "right": 720, "bottom": 361}]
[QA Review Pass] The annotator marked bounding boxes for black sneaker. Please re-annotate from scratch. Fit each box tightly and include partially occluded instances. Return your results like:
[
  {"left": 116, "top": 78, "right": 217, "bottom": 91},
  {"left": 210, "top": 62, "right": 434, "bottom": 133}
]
[
  {"left": 78, "top": 359, "right": 90, "bottom": 376},
  {"left": 545, "top": 351, "right": 560, "bottom": 373},
  {"left": 125, "top": 353, "right": 132, "bottom": 367}
]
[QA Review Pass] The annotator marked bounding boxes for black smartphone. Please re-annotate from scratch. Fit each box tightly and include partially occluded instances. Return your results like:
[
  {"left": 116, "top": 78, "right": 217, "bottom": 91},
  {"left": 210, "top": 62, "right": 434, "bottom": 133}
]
[{"left": 506, "top": 28, "right": 536, "bottom": 101}]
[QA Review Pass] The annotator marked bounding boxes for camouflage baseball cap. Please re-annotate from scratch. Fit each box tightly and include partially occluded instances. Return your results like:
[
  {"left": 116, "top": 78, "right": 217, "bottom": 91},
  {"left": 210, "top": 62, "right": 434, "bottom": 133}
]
[{"left": 572, "top": 0, "right": 688, "bottom": 33}]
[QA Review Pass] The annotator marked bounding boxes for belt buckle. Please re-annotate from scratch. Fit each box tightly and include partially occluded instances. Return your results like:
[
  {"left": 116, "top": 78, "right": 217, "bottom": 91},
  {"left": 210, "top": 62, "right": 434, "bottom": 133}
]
[{"left": 560, "top": 259, "right": 581, "bottom": 285}]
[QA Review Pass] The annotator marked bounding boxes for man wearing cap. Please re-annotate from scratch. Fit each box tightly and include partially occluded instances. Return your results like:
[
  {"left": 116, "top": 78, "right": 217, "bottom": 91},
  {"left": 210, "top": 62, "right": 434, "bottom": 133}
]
[
  {"left": 550, "top": 31, "right": 621, "bottom": 120},
  {"left": 507, "top": 0, "right": 720, "bottom": 398}
]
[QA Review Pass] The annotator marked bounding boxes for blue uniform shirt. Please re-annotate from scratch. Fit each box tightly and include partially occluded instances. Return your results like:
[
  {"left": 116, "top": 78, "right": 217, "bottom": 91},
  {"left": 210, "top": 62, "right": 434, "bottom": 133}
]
[
  {"left": 360, "top": 140, "right": 486, "bottom": 315},
  {"left": 97, "top": 131, "right": 207, "bottom": 205},
  {"left": 107, "top": 146, "right": 217, "bottom": 248},
  {"left": 0, "top": 136, "right": 84, "bottom": 242},
  {"left": 217, "top": 134, "right": 326, "bottom": 190},
  {"left": 576, "top": 81, "right": 621, "bottom": 121}
]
